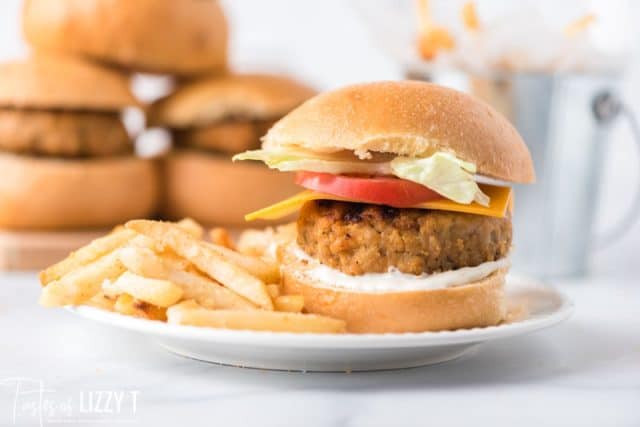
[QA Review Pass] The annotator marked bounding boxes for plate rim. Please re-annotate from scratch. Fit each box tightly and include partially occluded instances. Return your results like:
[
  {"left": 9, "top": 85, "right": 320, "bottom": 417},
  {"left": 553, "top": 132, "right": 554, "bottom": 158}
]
[{"left": 65, "top": 275, "right": 574, "bottom": 349}]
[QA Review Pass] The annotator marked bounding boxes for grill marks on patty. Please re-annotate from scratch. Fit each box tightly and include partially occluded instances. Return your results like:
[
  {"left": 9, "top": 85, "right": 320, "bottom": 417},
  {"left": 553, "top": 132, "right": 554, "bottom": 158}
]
[
  {"left": 297, "top": 200, "right": 512, "bottom": 276},
  {"left": 0, "top": 108, "right": 131, "bottom": 157},
  {"left": 173, "top": 118, "right": 277, "bottom": 155}
]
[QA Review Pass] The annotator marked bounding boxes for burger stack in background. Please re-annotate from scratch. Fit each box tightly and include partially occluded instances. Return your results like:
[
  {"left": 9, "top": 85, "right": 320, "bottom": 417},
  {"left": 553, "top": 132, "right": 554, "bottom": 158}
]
[
  {"left": 0, "top": 0, "right": 314, "bottom": 270},
  {"left": 0, "top": 56, "right": 157, "bottom": 230},
  {"left": 148, "top": 74, "right": 315, "bottom": 226}
]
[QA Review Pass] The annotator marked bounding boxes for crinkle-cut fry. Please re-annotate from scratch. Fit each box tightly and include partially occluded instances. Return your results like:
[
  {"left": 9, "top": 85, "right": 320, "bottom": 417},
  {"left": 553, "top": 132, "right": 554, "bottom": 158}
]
[
  {"left": 112, "top": 271, "right": 183, "bottom": 308},
  {"left": 167, "top": 306, "right": 346, "bottom": 333},
  {"left": 126, "top": 220, "right": 273, "bottom": 310},
  {"left": 209, "top": 227, "right": 235, "bottom": 250},
  {"left": 39, "top": 229, "right": 134, "bottom": 285},
  {"left": 39, "top": 251, "right": 126, "bottom": 307}
]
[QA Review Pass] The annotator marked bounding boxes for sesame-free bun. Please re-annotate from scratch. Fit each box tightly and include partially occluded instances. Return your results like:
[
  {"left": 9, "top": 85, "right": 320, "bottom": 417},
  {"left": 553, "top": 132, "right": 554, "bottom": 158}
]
[
  {"left": 163, "top": 150, "right": 301, "bottom": 227},
  {"left": 282, "top": 250, "right": 507, "bottom": 333},
  {"left": 149, "top": 74, "right": 316, "bottom": 128},
  {"left": 264, "top": 81, "right": 535, "bottom": 183},
  {"left": 0, "top": 153, "right": 160, "bottom": 229},
  {"left": 23, "top": 0, "right": 228, "bottom": 76},
  {"left": 0, "top": 55, "right": 136, "bottom": 111}
]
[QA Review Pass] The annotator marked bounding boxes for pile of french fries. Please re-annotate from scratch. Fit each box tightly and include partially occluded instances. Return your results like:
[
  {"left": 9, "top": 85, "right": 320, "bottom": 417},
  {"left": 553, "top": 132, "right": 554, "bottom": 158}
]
[
  {"left": 415, "top": 0, "right": 595, "bottom": 61},
  {"left": 38, "top": 219, "right": 346, "bottom": 333}
]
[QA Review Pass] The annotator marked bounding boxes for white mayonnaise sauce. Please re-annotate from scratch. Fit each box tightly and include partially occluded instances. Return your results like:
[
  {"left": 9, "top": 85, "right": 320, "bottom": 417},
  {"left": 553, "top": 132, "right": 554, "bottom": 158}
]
[
  {"left": 474, "top": 174, "right": 511, "bottom": 187},
  {"left": 291, "top": 245, "right": 510, "bottom": 293}
]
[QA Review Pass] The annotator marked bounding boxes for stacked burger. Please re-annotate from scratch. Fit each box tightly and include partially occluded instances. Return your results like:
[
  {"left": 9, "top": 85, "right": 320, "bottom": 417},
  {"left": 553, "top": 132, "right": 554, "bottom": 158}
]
[
  {"left": 0, "top": 0, "right": 316, "bottom": 268},
  {"left": 148, "top": 74, "right": 315, "bottom": 226},
  {"left": 22, "top": 0, "right": 315, "bottom": 229},
  {"left": 0, "top": 0, "right": 230, "bottom": 268},
  {"left": 0, "top": 56, "right": 157, "bottom": 230},
  {"left": 22, "top": 0, "right": 228, "bottom": 77},
  {"left": 235, "top": 81, "right": 535, "bottom": 333}
]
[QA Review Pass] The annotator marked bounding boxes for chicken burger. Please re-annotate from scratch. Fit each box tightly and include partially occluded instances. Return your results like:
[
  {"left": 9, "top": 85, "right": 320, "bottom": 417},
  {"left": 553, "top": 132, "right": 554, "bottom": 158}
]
[{"left": 234, "top": 81, "right": 534, "bottom": 333}]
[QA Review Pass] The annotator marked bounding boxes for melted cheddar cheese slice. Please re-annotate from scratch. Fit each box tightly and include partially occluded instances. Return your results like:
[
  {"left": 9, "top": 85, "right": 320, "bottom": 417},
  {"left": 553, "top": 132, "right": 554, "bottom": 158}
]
[{"left": 245, "top": 184, "right": 513, "bottom": 221}]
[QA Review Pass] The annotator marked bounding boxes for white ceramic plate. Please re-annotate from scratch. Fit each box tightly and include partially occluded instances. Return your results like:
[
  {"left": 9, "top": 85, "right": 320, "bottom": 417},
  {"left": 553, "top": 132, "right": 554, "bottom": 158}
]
[{"left": 67, "top": 275, "right": 573, "bottom": 372}]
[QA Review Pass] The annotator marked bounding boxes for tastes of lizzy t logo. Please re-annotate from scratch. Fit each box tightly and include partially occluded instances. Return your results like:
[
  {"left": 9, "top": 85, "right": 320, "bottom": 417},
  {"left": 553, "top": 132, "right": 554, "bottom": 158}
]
[{"left": 0, "top": 377, "right": 140, "bottom": 426}]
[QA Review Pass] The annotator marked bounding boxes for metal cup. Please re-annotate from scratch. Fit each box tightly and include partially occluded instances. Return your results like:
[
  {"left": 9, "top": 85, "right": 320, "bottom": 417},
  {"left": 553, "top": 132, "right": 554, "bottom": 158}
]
[{"left": 413, "top": 70, "right": 640, "bottom": 278}]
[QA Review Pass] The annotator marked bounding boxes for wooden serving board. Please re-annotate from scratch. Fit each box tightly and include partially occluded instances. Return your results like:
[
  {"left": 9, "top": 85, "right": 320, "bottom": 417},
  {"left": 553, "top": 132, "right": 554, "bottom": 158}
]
[{"left": 0, "top": 229, "right": 108, "bottom": 271}]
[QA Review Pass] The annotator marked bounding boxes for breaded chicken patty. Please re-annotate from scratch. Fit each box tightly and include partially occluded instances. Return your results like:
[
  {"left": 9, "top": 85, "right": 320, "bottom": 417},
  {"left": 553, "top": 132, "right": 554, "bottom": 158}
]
[
  {"left": 297, "top": 200, "right": 512, "bottom": 276},
  {"left": 174, "top": 119, "right": 277, "bottom": 154},
  {"left": 0, "top": 109, "right": 130, "bottom": 157}
]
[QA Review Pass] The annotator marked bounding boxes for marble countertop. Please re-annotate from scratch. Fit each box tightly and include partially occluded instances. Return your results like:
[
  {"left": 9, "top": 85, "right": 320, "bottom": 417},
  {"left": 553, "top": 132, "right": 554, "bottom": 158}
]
[{"left": 1, "top": 272, "right": 638, "bottom": 427}]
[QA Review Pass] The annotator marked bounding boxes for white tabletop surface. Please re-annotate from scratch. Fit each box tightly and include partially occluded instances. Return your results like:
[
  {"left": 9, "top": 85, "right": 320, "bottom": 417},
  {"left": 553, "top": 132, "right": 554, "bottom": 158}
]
[{"left": 0, "top": 272, "right": 638, "bottom": 427}]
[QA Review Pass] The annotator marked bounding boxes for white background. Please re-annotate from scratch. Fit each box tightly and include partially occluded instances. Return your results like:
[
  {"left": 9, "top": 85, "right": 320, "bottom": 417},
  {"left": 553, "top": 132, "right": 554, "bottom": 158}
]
[
  {"left": 0, "top": 4, "right": 637, "bottom": 425},
  {"left": 0, "top": 0, "right": 638, "bottom": 278}
]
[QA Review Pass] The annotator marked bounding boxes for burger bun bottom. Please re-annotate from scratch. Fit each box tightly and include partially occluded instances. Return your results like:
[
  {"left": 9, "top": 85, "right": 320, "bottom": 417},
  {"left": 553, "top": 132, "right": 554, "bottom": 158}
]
[{"left": 282, "top": 247, "right": 507, "bottom": 333}]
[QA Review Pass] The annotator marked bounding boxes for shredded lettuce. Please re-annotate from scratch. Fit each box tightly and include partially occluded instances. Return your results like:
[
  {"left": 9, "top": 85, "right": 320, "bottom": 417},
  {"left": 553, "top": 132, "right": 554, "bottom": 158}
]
[
  {"left": 391, "top": 153, "right": 489, "bottom": 206},
  {"left": 233, "top": 149, "right": 490, "bottom": 206},
  {"left": 232, "top": 150, "right": 391, "bottom": 175}
]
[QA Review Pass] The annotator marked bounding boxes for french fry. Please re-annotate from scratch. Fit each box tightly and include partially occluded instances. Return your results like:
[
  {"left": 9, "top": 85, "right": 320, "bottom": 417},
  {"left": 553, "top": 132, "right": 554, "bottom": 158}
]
[
  {"left": 209, "top": 227, "right": 235, "bottom": 250},
  {"left": 39, "top": 217, "right": 351, "bottom": 333},
  {"left": 39, "top": 251, "right": 126, "bottom": 307},
  {"left": 84, "top": 292, "right": 116, "bottom": 311},
  {"left": 171, "top": 299, "right": 202, "bottom": 310},
  {"left": 114, "top": 293, "right": 140, "bottom": 317},
  {"left": 176, "top": 218, "right": 204, "bottom": 239},
  {"left": 167, "top": 268, "right": 256, "bottom": 310},
  {"left": 274, "top": 295, "right": 304, "bottom": 313},
  {"left": 418, "top": 27, "right": 455, "bottom": 60},
  {"left": 167, "top": 306, "right": 346, "bottom": 333},
  {"left": 203, "top": 241, "right": 280, "bottom": 283},
  {"left": 461, "top": 1, "right": 480, "bottom": 31},
  {"left": 416, "top": 0, "right": 432, "bottom": 33},
  {"left": 125, "top": 234, "right": 188, "bottom": 267},
  {"left": 237, "top": 223, "right": 296, "bottom": 261},
  {"left": 39, "top": 229, "right": 134, "bottom": 285},
  {"left": 127, "top": 233, "right": 168, "bottom": 253},
  {"left": 118, "top": 245, "right": 169, "bottom": 279},
  {"left": 415, "top": 0, "right": 455, "bottom": 60},
  {"left": 112, "top": 272, "right": 183, "bottom": 307},
  {"left": 266, "top": 284, "right": 280, "bottom": 299},
  {"left": 114, "top": 293, "right": 166, "bottom": 321},
  {"left": 101, "top": 279, "right": 122, "bottom": 299},
  {"left": 275, "top": 223, "right": 297, "bottom": 244},
  {"left": 126, "top": 220, "right": 273, "bottom": 310},
  {"left": 564, "top": 13, "right": 596, "bottom": 38},
  {"left": 119, "top": 239, "right": 256, "bottom": 310},
  {"left": 236, "top": 228, "right": 275, "bottom": 257}
]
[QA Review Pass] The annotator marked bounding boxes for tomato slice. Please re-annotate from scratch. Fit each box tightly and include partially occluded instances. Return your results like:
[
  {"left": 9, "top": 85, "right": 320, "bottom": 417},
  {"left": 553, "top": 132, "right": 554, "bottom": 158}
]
[{"left": 294, "top": 172, "right": 441, "bottom": 208}]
